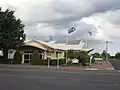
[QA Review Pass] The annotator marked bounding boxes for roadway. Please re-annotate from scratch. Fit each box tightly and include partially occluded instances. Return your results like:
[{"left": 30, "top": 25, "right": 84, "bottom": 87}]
[{"left": 0, "top": 67, "right": 120, "bottom": 90}]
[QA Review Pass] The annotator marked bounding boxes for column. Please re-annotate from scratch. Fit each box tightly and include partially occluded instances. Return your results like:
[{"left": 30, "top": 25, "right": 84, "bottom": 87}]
[{"left": 21, "top": 52, "right": 24, "bottom": 64}]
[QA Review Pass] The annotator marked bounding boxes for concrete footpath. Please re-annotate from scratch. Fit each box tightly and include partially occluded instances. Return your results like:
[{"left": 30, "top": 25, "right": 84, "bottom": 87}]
[{"left": 0, "top": 61, "right": 114, "bottom": 70}]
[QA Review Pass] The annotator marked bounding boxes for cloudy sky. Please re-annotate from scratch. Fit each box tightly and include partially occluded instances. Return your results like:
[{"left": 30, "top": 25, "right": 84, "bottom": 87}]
[{"left": 1, "top": 0, "right": 120, "bottom": 55}]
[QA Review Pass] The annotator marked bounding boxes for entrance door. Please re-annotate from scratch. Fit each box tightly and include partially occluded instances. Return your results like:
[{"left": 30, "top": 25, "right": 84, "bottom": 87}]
[{"left": 24, "top": 53, "right": 32, "bottom": 64}]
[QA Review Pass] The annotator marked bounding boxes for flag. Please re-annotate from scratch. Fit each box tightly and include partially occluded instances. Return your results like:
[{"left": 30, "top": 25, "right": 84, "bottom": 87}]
[
  {"left": 88, "top": 31, "right": 92, "bottom": 36},
  {"left": 68, "top": 27, "right": 76, "bottom": 34}
]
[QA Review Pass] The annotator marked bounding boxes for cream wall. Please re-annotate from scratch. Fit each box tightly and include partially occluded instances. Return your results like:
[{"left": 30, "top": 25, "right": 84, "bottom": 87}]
[{"left": 44, "top": 51, "right": 65, "bottom": 60}]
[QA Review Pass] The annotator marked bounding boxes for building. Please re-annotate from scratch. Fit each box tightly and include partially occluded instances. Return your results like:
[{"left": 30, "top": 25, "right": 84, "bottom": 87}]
[{"left": 20, "top": 40, "right": 93, "bottom": 64}]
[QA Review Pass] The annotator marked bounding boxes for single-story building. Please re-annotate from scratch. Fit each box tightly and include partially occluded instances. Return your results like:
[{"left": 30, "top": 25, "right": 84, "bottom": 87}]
[{"left": 20, "top": 40, "right": 93, "bottom": 64}]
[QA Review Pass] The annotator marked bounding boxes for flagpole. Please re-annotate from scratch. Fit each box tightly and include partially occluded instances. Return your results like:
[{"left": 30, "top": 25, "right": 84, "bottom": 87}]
[
  {"left": 106, "top": 41, "right": 108, "bottom": 61},
  {"left": 65, "top": 36, "right": 68, "bottom": 65},
  {"left": 88, "top": 31, "right": 92, "bottom": 65},
  {"left": 65, "top": 27, "right": 76, "bottom": 65}
]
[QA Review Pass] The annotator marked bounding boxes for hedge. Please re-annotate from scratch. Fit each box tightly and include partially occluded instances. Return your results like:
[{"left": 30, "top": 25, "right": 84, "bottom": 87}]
[
  {"left": 31, "top": 50, "right": 41, "bottom": 65},
  {"left": 0, "top": 56, "right": 4, "bottom": 64},
  {"left": 33, "top": 59, "right": 66, "bottom": 66}
]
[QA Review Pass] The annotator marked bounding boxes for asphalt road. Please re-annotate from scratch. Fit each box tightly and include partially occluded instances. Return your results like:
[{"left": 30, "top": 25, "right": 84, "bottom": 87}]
[
  {"left": 0, "top": 68, "right": 120, "bottom": 90},
  {"left": 110, "top": 59, "right": 120, "bottom": 70}
]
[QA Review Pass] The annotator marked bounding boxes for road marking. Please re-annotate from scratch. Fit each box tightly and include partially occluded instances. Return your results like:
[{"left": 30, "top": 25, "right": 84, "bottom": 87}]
[
  {"left": 106, "top": 68, "right": 114, "bottom": 70},
  {"left": 85, "top": 68, "right": 100, "bottom": 70}
]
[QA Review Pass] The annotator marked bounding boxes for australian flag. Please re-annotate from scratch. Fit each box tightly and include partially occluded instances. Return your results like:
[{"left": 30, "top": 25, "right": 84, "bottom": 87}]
[{"left": 68, "top": 27, "right": 76, "bottom": 34}]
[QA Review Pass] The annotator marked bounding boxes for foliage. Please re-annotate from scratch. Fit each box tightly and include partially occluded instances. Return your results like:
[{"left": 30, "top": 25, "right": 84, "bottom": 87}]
[
  {"left": 59, "top": 59, "right": 66, "bottom": 66},
  {"left": 67, "top": 60, "right": 73, "bottom": 66},
  {"left": 101, "top": 50, "right": 111, "bottom": 60},
  {"left": 75, "top": 51, "right": 89, "bottom": 66},
  {"left": 91, "top": 56, "right": 95, "bottom": 64},
  {"left": 67, "top": 50, "right": 75, "bottom": 59},
  {"left": 115, "top": 52, "right": 120, "bottom": 59},
  {"left": 101, "top": 50, "right": 107, "bottom": 59},
  {"left": 66, "top": 50, "right": 93, "bottom": 66},
  {"left": 31, "top": 50, "right": 40, "bottom": 65},
  {"left": 30, "top": 59, "right": 66, "bottom": 66},
  {"left": 91, "top": 52, "right": 100, "bottom": 58},
  {"left": 107, "top": 53, "right": 111, "bottom": 59},
  {"left": 0, "top": 56, "right": 4, "bottom": 63},
  {"left": 0, "top": 8, "right": 26, "bottom": 63},
  {"left": 86, "top": 55, "right": 90, "bottom": 63},
  {"left": 110, "top": 56, "right": 115, "bottom": 59},
  {"left": 13, "top": 50, "right": 22, "bottom": 64}
]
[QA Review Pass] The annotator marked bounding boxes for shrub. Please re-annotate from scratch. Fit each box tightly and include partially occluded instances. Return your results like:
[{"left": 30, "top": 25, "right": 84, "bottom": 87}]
[
  {"left": 67, "top": 50, "right": 75, "bottom": 60},
  {"left": 81, "top": 56, "right": 87, "bottom": 66},
  {"left": 50, "top": 60, "right": 57, "bottom": 66},
  {"left": 86, "top": 55, "right": 91, "bottom": 66},
  {"left": 31, "top": 50, "right": 40, "bottom": 65},
  {"left": 75, "top": 51, "right": 92, "bottom": 66},
  {"left": 91, "top": 56, "right": 95, "bottom": 64},
  {"left": 67, "top": 60, "right": 73, "bottom": 66},
  {"left": 37, "top": 59, "right": 66, "bottom": 66},
  {"left": 50, "top": 59, "right": 66, "bottom": 66},
  {"left": 0, "top": 56, "right": 4, "bottom": 64},
  {"left": 13, "top": 50, "right": 22, "bottom": 64},
  {"left": 59, "top": 59, "right": 66, "bottom": 65}
]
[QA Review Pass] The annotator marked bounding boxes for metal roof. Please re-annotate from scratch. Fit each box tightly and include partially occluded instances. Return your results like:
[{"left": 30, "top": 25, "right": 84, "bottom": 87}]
[{"left": 24, "top": 40, "right": 92, "bottom": 51}]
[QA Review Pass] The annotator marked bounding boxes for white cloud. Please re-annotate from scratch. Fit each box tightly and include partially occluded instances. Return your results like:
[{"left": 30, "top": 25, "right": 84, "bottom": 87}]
[
  {"left": 1, "top": 0, "right": 120, "bottom": 52},
  {"left": 82, "top": 11, "right": 120, "bottom": 41}
]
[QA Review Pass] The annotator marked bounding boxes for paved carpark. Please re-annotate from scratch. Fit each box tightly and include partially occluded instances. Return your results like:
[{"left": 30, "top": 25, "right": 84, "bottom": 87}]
[{"left": 0, "top": 67, "right": 120, "bottom": 90}]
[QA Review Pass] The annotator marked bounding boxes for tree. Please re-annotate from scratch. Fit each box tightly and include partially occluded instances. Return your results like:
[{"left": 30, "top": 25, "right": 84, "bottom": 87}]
[
  {"left": 91, "top": 52, "right": 100, "bottom": 58},
  {"left": 101, "top": 50, "right": 106, "bottom": 60},
  {"left": 0, "top": 8, "right": 25, "bottom": 63},
  {"left": 67, "top": 50, "right": 75, "bottom": 60},
  {"left": 101, "top": 50, "right": 111, "bottom": 60},
  {"left": 75, "top": 51, "right": 89, "bottom": 66},
  {"left": 115, "top": 52, "right": 120, "bottom": 59}
]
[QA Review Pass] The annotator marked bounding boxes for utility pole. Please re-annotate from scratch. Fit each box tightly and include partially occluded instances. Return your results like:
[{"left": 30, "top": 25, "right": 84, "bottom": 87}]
[{"left": 105, "top": 41, "right": 109, "bottom": 61}]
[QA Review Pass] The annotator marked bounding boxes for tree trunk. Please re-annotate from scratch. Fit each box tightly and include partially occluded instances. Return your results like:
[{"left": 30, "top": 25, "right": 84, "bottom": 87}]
[{"left": 3, "top": 47, "right": 8, "bottom": 64}]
